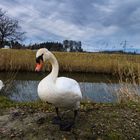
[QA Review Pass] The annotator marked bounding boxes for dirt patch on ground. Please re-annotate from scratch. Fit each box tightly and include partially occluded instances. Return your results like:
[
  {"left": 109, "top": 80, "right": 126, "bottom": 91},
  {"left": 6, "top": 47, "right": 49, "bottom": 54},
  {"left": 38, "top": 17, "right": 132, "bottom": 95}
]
[{"left": 0, "top": 103, "right": 140, "bottom": 140}]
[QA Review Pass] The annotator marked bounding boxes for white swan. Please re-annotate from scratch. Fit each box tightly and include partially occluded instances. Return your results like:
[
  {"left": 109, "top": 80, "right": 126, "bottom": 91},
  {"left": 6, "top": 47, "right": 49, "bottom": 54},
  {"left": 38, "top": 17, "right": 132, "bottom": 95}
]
[
  {"left": 0, "top": 80, "right": 4, "bottom": 91},
  {"left": 35, "top": 48, "right": 82, "bottom": 130}
]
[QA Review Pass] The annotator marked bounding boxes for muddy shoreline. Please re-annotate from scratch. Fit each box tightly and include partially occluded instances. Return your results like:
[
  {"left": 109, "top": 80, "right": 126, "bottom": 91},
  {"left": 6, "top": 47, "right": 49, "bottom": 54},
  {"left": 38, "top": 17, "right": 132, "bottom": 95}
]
[{"left": 0, "top": 98, "right": 140, "bottom": 140}]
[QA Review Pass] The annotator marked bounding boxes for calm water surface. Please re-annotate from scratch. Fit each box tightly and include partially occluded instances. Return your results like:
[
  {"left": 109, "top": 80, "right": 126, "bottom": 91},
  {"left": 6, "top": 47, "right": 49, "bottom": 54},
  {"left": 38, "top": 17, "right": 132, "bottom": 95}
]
[{"left": 0, "top": 72, "right": 139, "bottom": 103}]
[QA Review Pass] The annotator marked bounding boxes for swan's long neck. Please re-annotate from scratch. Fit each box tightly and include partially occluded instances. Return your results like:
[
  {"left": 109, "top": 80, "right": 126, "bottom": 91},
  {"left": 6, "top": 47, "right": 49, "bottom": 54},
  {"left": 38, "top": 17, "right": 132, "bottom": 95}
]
[{"left": 48, "top": 53, "right": 59, "bottom": 81}]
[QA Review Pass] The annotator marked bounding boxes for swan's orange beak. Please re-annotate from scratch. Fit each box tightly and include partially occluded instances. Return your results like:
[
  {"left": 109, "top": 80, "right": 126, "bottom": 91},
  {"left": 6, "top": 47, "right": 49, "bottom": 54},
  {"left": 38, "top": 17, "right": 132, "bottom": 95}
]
[{"left": 35, "top": 62, "right": 43, "bottom": 72}]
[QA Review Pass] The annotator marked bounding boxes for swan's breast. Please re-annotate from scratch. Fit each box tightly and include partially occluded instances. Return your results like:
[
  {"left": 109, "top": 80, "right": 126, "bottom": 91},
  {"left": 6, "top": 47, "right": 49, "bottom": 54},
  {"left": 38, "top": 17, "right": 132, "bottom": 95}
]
[{"left": 37, "top": 79, "right": 55, "bottom": 102}]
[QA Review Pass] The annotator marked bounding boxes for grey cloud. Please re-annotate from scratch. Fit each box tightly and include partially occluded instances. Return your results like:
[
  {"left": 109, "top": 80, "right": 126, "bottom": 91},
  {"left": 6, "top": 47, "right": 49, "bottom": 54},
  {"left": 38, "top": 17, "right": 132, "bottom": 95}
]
[
  {"left": 0, "top": 0, "right": 140, "bottom": 50},
  {"left": 102, "top": 1, "right": 140, "bottom": 33}
]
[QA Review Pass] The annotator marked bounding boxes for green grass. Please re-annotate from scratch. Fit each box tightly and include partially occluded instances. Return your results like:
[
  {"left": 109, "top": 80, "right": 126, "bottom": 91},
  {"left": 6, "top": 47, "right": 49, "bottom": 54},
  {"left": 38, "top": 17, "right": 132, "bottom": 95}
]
[
  {"left": 0, "top": 95, "right": 53, "bottom": 112},
  {"left": 0, "top": 49, "right": 140, "bottom": 77},
  {"left": 0, "top": 95, "right": 15, "bottom": 108}
]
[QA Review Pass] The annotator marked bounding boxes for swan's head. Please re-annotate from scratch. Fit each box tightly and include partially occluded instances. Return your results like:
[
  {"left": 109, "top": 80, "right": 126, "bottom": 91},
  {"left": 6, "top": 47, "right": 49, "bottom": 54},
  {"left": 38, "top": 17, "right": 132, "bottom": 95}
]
[{"left": 35, "top": 48, "right": 50, "bottom": 72}]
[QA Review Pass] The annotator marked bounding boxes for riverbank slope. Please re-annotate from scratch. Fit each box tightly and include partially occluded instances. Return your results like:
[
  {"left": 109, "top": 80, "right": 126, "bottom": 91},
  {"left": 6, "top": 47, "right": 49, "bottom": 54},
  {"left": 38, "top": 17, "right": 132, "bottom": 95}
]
[{"left": 0, "top": 96, "right": 140, "bottom": 140}]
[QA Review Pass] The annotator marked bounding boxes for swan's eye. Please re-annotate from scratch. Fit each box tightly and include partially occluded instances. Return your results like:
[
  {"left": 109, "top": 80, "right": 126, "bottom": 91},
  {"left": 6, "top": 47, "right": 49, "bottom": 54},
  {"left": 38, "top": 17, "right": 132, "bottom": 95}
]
[{"left": 36, "top": 54, "right": 43, "bottom": 64}]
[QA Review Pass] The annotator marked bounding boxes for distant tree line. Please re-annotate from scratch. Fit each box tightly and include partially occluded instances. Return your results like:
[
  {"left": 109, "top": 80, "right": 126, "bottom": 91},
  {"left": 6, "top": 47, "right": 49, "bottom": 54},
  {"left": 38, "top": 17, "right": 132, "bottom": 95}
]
[
  {"left": 27, "top": 42, "right": 64, "bottom": 51},
  {"left": 2, "top": 40, "right": 84, "bottom": 52},
  {"left": 63, "top": 40, "right": 83, "bottom": 52},
  {"left": 27, "top": 40, "right": 83, "bottom": 52}
]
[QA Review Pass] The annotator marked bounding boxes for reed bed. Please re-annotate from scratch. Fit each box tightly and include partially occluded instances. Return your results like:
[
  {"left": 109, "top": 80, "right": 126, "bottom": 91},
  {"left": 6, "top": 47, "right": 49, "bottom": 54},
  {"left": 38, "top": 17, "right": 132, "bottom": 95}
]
[
  {"left": 115, "top": 67, "right": 140, "bottom": 103},
  {"left": 116, "top": 82, "right": 140, "bottom": 103},
  {"left": 0, "top": 49, "right": 140, "bottom": 77}
]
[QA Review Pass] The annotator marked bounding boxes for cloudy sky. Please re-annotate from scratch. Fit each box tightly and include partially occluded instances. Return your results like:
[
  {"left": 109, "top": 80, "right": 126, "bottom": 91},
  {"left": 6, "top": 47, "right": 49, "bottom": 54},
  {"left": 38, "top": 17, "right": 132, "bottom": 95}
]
[{"left": 0, "top": 0, "right": 140, "bottom": 52}]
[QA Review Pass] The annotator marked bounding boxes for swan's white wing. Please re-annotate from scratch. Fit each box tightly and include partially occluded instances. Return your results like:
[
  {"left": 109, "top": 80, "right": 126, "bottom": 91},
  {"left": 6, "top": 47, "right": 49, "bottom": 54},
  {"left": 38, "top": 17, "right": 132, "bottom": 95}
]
[
  {"left": 54, "top": 77, "right": 82, "bottom": 108},
  {"left": 56, "top": 77, "right": 82, "bottom": 99}
]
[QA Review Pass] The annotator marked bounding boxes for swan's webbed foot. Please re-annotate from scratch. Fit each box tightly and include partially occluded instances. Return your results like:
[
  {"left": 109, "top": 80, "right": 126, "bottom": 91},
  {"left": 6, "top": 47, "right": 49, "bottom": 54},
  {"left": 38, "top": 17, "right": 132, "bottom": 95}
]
[
  {"left": 52, "top": 116, "right": 61, "bottom": 125},
  {"left": 59, "top": 110, "right": 78, "bottom": 131},
  {"left": 52, "top": 107, "right": 61, "bottom": 125},
  {"left": 59, "top": 120, "right": 75, "bottom": 131}
]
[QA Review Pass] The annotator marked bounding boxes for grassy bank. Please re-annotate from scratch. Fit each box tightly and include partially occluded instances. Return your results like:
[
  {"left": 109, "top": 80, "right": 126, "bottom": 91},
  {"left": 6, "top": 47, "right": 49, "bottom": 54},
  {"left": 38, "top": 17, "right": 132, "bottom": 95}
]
[
  {"left": 0, "top": 96, "right": 140, "bottom": 140},
  {"left": 0, "top": 49, "right": 140, "bottom": 77}
]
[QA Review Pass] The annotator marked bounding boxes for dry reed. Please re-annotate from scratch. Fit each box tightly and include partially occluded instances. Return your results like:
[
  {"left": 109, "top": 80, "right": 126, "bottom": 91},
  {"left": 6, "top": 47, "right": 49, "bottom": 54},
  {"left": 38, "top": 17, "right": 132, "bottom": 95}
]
[
  {"left": 0, "top": 49, "right": 140, "bottom": 77},
  {"left": 116, "top": 66, "right": 140, "bottom": 103}
]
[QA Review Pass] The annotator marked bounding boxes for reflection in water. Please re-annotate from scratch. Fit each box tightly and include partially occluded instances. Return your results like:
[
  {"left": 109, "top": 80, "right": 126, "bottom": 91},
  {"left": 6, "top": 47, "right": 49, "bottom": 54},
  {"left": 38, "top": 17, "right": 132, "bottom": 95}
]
[
  {"left": 8, "top": 80, "right": 119, "bottom": 103},
  {"left": 1, "top": 72, "right": 140, "bottom": 103},
  {"left": 9, "top": 81, "right": 39, "bottom": 102},
  {"left": 80, "top": 82, "right": 117, "bottom": 102}
]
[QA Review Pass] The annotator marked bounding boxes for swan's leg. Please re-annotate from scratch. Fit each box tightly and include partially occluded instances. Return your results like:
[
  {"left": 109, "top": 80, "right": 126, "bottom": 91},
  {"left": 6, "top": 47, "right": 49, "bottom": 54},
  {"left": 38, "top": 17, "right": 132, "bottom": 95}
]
[
  {"left": 55, "top": 107, "right": 60, "bottom": 117},
  {"left": 73, "top": 110, "right": 78, "bottom": 122},
  {"left": 52, "top": 107, "right": 61, "bottom": 125},
  {"left": 59, "top": 110, "right": 78, "bottom": 131}
]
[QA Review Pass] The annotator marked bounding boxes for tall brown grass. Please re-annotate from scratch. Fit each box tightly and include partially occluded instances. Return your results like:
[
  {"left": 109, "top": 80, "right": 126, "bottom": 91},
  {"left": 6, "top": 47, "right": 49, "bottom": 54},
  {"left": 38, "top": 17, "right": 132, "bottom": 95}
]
[
  {"left": 116, "top": 66, "right": 140, "bottom": 103},
  {"left": 0, "top": 49, "right": 35, "bottom": 71},
  {"left": 0, "top": 49, "right": 140, "bottom": 77},
  {"left": 116, "top": 83, "right": 140, "bottom": 103}
]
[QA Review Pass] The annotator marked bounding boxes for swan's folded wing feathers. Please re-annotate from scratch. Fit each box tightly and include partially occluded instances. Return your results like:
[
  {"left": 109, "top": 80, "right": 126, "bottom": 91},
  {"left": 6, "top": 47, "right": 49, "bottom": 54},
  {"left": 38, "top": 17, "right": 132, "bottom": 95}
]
[{"left": 56, "top": 77, "right": 82, "bottom": 100}]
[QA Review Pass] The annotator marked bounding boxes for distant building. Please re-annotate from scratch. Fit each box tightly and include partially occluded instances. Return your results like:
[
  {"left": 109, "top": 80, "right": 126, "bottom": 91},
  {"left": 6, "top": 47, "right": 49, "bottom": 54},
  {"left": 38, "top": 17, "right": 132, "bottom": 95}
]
[
  {"left": 1, "top": 42, "right": 12, "bottom": 49},
  {"left": 3, "top": 45, "right": 11, "bottom": 49}
]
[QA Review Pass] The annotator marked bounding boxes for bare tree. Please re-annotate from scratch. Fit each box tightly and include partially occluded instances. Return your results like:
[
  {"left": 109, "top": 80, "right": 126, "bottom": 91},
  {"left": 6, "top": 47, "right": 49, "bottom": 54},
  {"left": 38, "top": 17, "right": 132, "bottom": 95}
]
[{"left": 0, "top": 8, "right": 25, "bottom": 48}]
